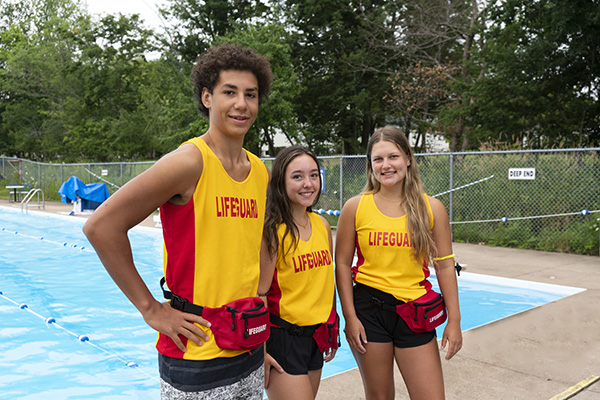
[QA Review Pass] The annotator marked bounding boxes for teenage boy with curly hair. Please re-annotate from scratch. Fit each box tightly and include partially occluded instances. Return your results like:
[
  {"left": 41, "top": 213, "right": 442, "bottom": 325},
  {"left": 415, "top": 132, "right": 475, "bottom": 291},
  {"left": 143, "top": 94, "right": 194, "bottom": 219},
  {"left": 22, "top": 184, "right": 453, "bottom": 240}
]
[{"left": 84, "top": 43, "right": 273, "bottom": 399}]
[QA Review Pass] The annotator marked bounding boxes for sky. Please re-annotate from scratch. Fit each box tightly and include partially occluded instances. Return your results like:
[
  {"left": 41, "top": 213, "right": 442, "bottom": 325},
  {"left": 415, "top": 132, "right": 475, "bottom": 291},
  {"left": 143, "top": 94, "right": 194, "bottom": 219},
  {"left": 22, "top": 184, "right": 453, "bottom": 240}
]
[{"left": 84, "top": 0, "right": 168, "bottom": 31}]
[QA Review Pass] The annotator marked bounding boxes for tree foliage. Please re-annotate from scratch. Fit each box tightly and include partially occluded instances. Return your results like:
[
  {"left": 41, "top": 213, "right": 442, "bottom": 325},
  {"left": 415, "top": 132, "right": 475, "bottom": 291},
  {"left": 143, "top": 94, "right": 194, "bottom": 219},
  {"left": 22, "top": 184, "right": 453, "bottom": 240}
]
[
  {"left": 465, "top": 0, "right": 600, "bottom": 148},
  {"left": 0, "top": 0, "right": 204, "bottom": 161},
  {"left": 0, "top": 0, "right": 598, "bottom": 163}
]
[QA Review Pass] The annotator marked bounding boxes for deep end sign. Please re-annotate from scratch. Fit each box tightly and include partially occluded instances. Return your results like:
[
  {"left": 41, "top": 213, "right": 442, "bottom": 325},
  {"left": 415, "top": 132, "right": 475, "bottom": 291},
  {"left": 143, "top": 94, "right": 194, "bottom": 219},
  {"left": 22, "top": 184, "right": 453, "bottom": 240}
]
[{"left": 508, "top": 168, "right": 536, "bottom": 180}]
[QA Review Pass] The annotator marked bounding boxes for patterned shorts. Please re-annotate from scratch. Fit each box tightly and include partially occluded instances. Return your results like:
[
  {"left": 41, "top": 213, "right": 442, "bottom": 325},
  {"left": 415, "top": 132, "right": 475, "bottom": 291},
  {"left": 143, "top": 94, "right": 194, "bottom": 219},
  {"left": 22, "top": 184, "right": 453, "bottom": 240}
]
[{"left": 160, "top": 364, "right": 264, "bottom": 400}]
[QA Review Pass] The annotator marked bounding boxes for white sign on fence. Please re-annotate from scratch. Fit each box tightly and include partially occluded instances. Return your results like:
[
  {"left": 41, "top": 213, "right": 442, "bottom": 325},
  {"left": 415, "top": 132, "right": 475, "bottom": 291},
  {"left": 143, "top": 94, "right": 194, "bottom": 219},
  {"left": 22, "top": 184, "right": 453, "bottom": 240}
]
[
  {"left": 101, "top": 169, "right": 108, "bottom": 176},
  {"left": 508, "top": 168, "right": 536, "bottom": 180}
]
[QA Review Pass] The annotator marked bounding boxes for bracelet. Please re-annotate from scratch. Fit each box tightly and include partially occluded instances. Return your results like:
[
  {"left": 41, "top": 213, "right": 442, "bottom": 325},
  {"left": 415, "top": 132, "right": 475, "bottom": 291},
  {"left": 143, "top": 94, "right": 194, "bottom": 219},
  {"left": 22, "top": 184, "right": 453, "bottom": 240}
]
[
  {"left": 433, "top": 253, "right": 455, "bottom": 261},
  {"left": 257, "top": 290, "right": 271, "bottom": 296}
]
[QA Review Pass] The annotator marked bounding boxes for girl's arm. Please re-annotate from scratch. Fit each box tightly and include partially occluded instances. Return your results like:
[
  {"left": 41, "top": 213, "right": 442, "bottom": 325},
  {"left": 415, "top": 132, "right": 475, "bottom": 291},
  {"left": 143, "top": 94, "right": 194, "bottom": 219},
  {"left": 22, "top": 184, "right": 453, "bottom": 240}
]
[
  {"left": 335, "top": 196, "right": 367, "bottom": 354},
  {"left": 258, "top": 236, "right": 284, "bottom": 387},
  {"left": 320, "top": 215, "right": 337, "bottom": 362},
  {"left": 429, "top": 196, "right": 463, "bottom": 360}
]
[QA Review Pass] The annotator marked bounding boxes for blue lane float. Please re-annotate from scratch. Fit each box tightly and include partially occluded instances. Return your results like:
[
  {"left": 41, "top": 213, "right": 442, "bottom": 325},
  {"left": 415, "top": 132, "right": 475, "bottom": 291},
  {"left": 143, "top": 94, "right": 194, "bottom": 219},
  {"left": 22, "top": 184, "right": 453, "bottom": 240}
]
[{"left": 314, "top": 209, "right": 341, "bottom": 216}]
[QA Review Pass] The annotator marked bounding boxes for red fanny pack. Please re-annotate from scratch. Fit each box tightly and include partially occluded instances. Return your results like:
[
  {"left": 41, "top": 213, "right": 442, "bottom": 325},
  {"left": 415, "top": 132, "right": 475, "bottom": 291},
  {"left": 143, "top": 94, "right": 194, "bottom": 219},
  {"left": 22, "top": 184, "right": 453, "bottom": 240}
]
[
  {"left": 395, "top": 290, "right": 447, "bottom": 333},
  {"left": 312, "top": 309, "right": 341, "bottom": 353},
  {"left": 202, "top": 297, "right": 270, "bottom": 351},
  {"left": 160, "top": 278, "right": 269, "bottom": 351}
]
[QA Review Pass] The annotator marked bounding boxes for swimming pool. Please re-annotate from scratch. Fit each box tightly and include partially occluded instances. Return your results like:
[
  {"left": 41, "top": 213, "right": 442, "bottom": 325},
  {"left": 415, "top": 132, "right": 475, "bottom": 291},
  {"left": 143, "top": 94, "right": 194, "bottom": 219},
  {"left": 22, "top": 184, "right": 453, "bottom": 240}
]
[{"left": 0, "top": 206, "right": 585, "bottom": 398}]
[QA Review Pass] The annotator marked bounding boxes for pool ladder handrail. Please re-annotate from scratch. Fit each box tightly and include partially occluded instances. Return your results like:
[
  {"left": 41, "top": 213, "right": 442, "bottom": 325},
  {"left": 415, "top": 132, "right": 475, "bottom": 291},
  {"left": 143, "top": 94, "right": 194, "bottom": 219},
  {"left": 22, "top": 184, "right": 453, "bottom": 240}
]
[{"left": 21, "top": 188, "right": 45, "bottom": 213}]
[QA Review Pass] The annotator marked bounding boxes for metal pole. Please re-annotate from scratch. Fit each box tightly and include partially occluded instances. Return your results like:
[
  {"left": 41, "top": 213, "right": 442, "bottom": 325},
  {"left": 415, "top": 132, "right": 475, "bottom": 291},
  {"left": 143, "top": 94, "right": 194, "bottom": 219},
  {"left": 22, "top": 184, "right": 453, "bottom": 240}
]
[
  {"left": 449, "top": 154, "right": 454, "bottom": 238},
  {"left": 339, "top": 156, "right": 343, "bottom": 212}
]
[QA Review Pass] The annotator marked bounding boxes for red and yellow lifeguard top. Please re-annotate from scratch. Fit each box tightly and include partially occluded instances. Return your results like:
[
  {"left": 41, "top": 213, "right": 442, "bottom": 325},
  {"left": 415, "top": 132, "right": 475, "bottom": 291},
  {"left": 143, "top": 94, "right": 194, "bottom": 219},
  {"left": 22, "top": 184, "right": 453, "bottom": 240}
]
[
  {"left": 156, "top": 137, "right": 269, "bottom": 360},
  {"left": 354, "top": 193, "right": 434, "bottom": 302},
  {"left": 267, "top": 212, "right": 334, "bottom": 326}
]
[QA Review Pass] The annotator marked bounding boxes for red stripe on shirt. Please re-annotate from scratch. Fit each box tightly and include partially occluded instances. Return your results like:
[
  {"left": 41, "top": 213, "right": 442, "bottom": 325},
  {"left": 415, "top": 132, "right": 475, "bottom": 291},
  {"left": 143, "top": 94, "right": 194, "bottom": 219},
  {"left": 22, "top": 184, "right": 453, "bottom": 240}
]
[
  {"left": 156, "top": 199, "right": 196, "bottom": 358},
  {"left": 267, "top": 269, "right": 282, "bottom": 321}
]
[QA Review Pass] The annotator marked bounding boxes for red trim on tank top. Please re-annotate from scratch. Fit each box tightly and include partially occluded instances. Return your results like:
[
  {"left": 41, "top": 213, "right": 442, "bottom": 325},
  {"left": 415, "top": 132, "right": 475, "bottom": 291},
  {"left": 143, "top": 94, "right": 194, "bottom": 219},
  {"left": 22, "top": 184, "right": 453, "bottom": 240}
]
[
  {"left": 156, "top": 199, "right": 197, "bottom": 358},
  {"left": 267, "top": 269, "right": 283, "bottom": 320}
]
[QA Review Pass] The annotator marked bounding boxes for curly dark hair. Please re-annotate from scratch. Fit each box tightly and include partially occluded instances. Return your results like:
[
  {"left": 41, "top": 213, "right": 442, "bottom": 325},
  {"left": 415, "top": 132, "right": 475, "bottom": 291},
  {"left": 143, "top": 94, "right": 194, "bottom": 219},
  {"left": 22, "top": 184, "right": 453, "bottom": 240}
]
[{"left": 191, "top": 43, "right": 273, "bottom": 117}]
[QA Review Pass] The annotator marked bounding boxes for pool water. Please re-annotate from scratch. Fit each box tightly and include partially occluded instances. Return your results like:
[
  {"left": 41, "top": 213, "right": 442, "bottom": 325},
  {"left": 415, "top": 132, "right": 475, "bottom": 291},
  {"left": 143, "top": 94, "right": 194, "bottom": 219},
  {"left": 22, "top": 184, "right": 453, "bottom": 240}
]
[{"left": 0, "top": 207, "right": 585, "bottom": 398}]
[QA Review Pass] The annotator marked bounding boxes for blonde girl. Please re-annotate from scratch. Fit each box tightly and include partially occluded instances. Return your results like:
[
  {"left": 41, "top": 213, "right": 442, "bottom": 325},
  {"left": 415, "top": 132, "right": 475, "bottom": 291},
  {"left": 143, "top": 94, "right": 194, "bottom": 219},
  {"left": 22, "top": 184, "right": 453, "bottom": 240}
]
[{"left": 335, "top": 126, "right": 462, "bottom": 399}]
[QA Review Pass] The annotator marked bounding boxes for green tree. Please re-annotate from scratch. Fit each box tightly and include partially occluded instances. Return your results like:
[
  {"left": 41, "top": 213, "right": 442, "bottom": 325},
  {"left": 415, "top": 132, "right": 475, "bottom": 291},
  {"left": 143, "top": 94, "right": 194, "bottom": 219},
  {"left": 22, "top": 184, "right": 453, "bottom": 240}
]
[
  {"left": 371, "top": 0, "right": 489, "bottom": 152},
  {"left": 160, "top": 0, "right": 270, "bottom": 64},
  {"left": 467, "top": 0, "right": 600, "bottom": 148},
  {"left": 274, "top": 0, "right": 394, "bottom": 155},
  {"left": 0, "top": 0, "right": 204, "bottom": 162},
  {"left": 0, "top": 0, "right": 87, "bottom": 159},
  {"left": 62, "top": 13, "right": 166, "bottom": 160}
]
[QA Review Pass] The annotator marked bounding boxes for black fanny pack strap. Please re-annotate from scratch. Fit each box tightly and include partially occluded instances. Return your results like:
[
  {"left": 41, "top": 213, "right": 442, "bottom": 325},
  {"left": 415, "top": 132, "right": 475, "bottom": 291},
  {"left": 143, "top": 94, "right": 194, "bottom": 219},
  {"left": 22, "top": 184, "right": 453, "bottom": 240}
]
[
  {"left": 160, "top": 277, "right": 205, "bottom": 316},
  {"left": 269, "top": 313, "right": 319, "bottom": 337},
  {"left": 369, "top": 295, "right": 397, "bottom": 313},
  {"left": 356, "top": 283, "right": 402, "bottom": 314}
]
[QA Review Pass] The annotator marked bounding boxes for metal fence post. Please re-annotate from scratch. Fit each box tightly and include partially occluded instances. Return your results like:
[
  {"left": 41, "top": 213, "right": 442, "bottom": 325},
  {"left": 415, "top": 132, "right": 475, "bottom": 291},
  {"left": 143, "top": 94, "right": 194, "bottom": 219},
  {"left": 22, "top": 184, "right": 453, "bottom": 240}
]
[
  {"left": 449, "top": 153, "right": 454, "bottom": 228},
  {"left": 339, "top": 155, "right": 343, "bottom": 212}
]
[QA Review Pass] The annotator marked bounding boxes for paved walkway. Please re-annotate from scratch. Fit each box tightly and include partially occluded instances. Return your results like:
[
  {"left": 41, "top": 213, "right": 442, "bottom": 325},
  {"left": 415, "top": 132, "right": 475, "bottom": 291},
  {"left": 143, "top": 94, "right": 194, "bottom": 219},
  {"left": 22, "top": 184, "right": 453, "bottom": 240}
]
[{"left": 3, "top": 199, "right": 599, "bottom": 399}]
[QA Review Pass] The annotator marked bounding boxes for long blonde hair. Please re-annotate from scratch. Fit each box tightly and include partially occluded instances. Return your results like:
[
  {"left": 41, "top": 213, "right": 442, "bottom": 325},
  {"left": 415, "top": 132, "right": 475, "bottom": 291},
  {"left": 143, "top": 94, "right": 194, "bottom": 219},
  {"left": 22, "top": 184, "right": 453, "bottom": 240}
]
[{"left": 363, "top": 125, "right": 436, "bottom": 261}]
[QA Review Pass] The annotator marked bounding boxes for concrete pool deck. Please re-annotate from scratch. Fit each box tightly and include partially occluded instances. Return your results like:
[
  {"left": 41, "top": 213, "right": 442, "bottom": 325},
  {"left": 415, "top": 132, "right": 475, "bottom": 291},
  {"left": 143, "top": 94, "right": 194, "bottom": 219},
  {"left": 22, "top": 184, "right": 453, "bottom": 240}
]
[{"left": 3, "top": 199, "right": 599, "bottom": 399}]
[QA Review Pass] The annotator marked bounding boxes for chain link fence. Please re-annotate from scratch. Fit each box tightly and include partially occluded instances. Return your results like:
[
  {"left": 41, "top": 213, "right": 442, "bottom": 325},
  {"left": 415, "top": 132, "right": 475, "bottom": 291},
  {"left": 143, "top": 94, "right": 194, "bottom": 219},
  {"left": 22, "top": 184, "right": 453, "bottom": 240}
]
[{"left": 2, "top": 148, "right": 599, "bottom": 255}]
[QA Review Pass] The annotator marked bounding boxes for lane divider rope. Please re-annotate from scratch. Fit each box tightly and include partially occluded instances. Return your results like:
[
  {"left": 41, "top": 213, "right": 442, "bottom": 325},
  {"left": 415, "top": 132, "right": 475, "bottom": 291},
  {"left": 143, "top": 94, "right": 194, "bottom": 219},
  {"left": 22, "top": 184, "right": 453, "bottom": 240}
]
[
  {"left": 0, "top": 290, "right": 159, "bottom": 382},
  {"left": 0, "top": 227, "right": 152, "bottom": 267},
  {"left": 451, "top": 209, "right": 600, "bottom": 225}
]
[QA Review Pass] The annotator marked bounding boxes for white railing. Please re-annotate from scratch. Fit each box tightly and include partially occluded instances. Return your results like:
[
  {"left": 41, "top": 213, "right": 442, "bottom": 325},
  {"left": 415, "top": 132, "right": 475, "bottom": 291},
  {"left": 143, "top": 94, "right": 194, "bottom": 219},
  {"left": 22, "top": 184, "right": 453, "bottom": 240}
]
[{"left": 21, "top": 189, "right": 45, "bottom": 213}]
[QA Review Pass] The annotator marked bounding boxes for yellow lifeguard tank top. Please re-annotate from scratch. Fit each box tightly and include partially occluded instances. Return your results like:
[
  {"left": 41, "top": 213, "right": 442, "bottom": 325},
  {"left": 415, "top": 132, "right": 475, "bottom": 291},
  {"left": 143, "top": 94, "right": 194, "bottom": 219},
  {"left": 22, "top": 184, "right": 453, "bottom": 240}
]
[
  {"left": 354, "top": 193, "right": 434, "bottom": 302},
  {"left": 267, "top": 212, "right": 334, "bottom": 326},
  {"left": 156, "top": 137, "right": 269, "bottom": 360}
]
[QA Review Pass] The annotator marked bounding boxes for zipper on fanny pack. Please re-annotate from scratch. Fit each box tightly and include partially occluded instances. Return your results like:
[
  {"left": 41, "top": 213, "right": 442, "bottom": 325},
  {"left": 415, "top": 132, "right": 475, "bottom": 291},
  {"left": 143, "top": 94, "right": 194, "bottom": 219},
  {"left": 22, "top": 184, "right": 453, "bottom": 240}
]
[
  {"left": 227, "top": 304, "right": 265, "bottom": 314},
  {"left": 423, "top": 298, "right": 445, "bottom": 319},
  {"left": 412, "top": 294, "right": 443, "bottom": 321},
  {"left": 241, "top": 309, "right": 268, "bottom": 338},
  {"left": 242, "top": 309, "right": 268, "bottom": 319},
  {"left": 226, "top": 303, "right": 268, "bottom": 333}
]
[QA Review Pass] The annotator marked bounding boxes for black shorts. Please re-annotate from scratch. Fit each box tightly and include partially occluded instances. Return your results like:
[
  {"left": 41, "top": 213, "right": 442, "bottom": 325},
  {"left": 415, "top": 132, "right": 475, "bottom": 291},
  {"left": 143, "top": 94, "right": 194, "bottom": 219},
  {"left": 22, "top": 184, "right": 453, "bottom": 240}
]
[
  {"left": 266, "top": 326, "right": 324, "bottom": 375},
  {"left": 353, "top": 283, "right": 436, "bottom": 348}
]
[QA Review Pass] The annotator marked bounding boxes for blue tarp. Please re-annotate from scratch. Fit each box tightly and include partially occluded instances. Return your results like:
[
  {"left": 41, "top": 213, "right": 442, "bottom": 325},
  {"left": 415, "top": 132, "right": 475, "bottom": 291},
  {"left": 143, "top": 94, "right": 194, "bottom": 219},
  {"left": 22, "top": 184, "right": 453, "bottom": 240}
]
[{"left": 58, "top": 176, "right": 109, "bottom": 209}]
